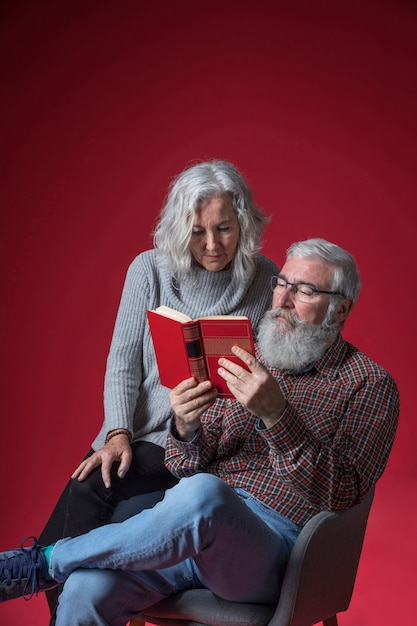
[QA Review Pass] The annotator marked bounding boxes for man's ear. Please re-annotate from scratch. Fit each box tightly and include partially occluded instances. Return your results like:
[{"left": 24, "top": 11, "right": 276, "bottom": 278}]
[{"left": 335, "top": 298, "right": 354, "bottom": 323}]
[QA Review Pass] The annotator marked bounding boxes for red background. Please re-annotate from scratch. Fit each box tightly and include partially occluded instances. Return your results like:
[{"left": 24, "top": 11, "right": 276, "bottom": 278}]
[{"left": 1, "top": 1, "right": 416, "bottom": 624}]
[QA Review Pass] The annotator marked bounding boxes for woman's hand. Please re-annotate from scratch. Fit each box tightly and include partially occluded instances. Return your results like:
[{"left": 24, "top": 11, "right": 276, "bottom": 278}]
[
  {"left": 218, "top": 346, "right": 286, "bottom": 427},
  {"left": 169, "top": 377, "right": 218, "bottom": 441},
  {"left": 71, "top": 433, "right": 133, "bottom": 489}
]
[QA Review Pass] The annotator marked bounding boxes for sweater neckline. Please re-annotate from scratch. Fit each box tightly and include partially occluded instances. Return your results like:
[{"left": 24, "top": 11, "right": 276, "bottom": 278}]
[{"left": 157, "top": 255, "right": 255, "bottom": 318}]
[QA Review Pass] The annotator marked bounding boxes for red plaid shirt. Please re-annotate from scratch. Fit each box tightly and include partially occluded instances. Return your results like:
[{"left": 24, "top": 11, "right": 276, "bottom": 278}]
[{"left": 165, "top": 334, "right": 399, "bottom": 526}]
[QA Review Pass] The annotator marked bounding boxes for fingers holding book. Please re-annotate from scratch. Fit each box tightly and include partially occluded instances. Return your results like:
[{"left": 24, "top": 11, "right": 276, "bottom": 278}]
[{"left": 169, "top": 378, "right": 218, "bottom": 441}]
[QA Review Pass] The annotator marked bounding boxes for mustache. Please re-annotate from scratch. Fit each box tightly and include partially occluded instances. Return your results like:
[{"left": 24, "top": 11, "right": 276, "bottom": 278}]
[{"left": 265, "top": 307, "right": 303, "bottom": 328}]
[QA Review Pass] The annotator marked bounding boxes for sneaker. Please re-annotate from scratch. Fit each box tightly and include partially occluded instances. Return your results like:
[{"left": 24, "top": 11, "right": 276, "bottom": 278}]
[{"left": 0, "top": 536, "right": 57, "bottom": 602}]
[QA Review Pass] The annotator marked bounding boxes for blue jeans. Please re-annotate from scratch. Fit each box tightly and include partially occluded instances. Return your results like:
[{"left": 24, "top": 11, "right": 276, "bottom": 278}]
[{"left": 50, "top": 474, "right": 301, "bottom": 626}]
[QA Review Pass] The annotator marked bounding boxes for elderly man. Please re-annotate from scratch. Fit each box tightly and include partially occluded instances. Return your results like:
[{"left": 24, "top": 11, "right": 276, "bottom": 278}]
[{"left": 0, "top": 238, "right": 399, "bottom": 626}]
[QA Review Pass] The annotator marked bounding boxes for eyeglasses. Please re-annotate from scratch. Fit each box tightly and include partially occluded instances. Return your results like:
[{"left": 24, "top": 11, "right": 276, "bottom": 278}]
[{"left": 270, "top": 275, "right": 346, "bottom": 303}]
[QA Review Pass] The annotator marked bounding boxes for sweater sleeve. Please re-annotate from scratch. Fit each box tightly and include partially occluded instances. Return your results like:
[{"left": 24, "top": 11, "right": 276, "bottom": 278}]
[{"left": 102, "top": 256, "right": 152, "bottom": 434}]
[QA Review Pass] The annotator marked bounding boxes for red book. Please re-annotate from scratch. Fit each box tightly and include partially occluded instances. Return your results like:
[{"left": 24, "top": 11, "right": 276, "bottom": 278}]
[{"left": 147, "top": 306, "right": 255, "bottom": 398}]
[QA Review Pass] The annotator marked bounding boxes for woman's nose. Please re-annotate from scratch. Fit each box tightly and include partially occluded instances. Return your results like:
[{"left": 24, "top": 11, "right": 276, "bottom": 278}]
[{"left": 205, "top": 231, "right": 218, "bottom": 249}]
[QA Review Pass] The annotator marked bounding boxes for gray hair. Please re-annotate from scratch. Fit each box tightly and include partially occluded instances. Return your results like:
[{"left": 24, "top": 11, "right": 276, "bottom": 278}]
[
  {"left": 153, "top": 160, "right": 270, "bottom": 282},
  {"left": 286, "top": 238, "right": 361, "bottom": 303}
]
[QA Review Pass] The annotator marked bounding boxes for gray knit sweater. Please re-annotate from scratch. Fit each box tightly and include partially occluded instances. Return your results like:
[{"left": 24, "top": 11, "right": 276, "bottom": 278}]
[{"left": 92, "top": 249, "right": 278, "bottom": 450}]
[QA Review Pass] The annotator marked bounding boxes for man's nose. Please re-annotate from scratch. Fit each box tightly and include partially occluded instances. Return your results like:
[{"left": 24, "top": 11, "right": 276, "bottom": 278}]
[{"left": 273, "top": 286, "right": 294, "bottom": 308}]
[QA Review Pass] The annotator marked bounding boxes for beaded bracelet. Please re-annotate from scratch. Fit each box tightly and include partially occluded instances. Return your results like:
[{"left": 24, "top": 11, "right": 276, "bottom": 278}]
[{"left": 105, "top": 429, "right": 132, "bottom": 444}]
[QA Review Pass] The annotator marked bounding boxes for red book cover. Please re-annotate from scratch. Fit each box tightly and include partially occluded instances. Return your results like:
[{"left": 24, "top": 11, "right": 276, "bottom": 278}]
[{"left": 147, "top": 307, "right": 255, "bottom": 398}]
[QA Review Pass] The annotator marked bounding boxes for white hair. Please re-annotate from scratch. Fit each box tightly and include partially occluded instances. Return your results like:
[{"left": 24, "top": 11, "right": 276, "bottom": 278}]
[{"left": 153, "top": 160, "right": 270, "bottom": 282}]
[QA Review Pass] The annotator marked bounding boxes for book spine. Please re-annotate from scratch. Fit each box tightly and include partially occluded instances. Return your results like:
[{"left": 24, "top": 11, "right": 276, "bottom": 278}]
[{"left": 183, "top": 323, "right": 209, "bottom": 383}]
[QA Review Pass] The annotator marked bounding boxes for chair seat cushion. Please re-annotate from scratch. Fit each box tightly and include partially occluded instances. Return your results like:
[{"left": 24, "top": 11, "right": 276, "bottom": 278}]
[{"left": 141, "top": 589, "right": 275, "bottom": 626}]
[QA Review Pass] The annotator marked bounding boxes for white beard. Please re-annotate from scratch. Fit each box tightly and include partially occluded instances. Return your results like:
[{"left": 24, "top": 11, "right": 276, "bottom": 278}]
[{"left": 257, "top": 307, "right": 340, "bottom": 371}]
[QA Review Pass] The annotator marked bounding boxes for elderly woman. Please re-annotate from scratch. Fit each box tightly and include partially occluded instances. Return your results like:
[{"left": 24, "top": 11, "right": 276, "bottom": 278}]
[{"left": 39, "top": 159, "right": 278, "bottom": 622}]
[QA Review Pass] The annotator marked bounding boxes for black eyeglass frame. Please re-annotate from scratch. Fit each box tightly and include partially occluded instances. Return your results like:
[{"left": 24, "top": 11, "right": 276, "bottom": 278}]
[{"left": 270, "top": 275, "right": 346, "bottom": 299}]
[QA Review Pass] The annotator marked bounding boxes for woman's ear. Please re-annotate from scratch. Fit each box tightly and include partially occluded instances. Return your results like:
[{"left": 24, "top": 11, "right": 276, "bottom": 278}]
[{"left": 335, "top": 298, "right": 354, "bottom": 324}]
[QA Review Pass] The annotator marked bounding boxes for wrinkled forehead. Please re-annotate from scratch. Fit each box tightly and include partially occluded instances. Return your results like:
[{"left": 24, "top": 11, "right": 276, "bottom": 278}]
[
  {"left": 193, "top": 195, "right": 236, "bottom": 221},
  {"left": 280, "top": 256, "right": 335, "bottom": 287}
]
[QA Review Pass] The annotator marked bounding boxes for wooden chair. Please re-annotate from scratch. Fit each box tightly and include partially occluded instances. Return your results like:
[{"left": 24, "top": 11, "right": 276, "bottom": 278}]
[{"left": 128, "top": 487, "right": 374, "bottom": 626}]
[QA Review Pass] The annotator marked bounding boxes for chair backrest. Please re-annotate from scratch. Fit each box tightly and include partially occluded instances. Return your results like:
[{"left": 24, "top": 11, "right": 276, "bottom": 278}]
[
  {"left": 136, "top": 487, "right": 375, "bottom": 626},
  {"left": 269, "top": 486, "right": 375, "bottom": 626}
]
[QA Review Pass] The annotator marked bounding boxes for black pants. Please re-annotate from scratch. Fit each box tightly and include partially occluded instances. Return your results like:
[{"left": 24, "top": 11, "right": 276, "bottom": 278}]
[{"left": 39, "top": 441, "right": 178, "bottom": 625}]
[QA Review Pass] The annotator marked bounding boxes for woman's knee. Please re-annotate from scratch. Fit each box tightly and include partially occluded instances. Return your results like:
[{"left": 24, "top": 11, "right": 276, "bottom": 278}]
[{"left": 67, "top": 470, "right": 105, "bottom": 502}]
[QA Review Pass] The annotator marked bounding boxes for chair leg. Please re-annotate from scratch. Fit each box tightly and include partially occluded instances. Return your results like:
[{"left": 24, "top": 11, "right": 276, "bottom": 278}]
[{"left": 323, "top": 616, "right": 338, "bottom": 626}]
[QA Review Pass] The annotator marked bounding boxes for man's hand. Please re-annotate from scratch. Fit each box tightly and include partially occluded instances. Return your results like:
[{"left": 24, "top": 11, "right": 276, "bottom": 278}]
[
  {"left": 71, "top": 434, "right": 133, "bottom": 489},
  {"left": 169, "top": 377, "right": 218, "bottom": 441},
  {"left": 218, "top": 345, "right": 286, "bottom": 427}
]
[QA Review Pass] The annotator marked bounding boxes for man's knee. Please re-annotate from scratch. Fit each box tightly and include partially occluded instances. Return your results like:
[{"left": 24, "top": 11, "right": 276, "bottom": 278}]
[
  {"left": 172, "top": 474, "right": 236, "bottom": 516},
  {"left": 57, "top": 570, "right": 121, "bottom": 624},
  {"left": 57, "top": 571, "right": 98, "bottom": 620}
]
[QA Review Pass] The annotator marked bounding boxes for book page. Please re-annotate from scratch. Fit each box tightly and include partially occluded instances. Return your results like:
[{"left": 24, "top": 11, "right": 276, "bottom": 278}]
[
  {"left": 153, "top": 306, "right": 192, "bottom": 323},
  {"left": 198, "top": 315, "right": 248, "bottom": 320},
  {"left": 152, "top": 306, "right": 248, "bottom": 323}
]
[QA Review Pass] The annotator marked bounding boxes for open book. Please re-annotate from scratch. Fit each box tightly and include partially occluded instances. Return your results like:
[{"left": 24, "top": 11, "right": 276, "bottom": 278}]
[{"left": 147, "top": 306, "right": 255, "bottom": 398}]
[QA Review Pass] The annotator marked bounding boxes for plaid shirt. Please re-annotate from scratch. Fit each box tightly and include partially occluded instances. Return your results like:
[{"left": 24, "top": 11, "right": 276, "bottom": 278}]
[{"left": 165, "top": 334, "right": 400, "bottom": 526}]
